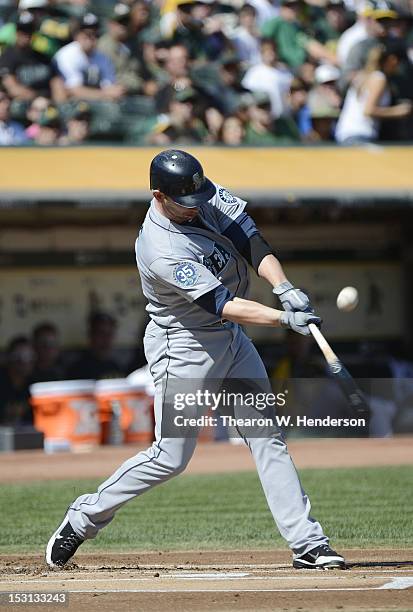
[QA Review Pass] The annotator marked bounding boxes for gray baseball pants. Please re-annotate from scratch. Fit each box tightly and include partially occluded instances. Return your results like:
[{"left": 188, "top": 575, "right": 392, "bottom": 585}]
[{"left": 68, "top": 322, "right": 328, "bottom": 555}]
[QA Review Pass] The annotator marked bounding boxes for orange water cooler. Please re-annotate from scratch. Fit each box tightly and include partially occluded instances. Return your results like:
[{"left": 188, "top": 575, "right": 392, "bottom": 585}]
[
  {"left": 30, "top": 380, "right": 100, "bottom": 452},
  {"left": 95, "top": 378, "right": 154, "bottom": 445}
]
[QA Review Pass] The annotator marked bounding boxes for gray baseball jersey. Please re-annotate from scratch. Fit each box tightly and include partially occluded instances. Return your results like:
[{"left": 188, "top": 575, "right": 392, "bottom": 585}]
[
  {"left": 136, "top": 183, "right": 249, "bottom": 329},
  {"left": 67, "top": 184, "right": 329, "bottom": 556}
]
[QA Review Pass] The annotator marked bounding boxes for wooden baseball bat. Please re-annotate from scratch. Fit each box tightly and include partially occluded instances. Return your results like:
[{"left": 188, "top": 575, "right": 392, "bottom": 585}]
[{"left": 308, "top": 323, "right": 371, "bottom": 427}]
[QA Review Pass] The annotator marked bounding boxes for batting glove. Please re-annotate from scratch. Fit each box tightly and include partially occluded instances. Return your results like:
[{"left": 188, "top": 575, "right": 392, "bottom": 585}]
[
  {"left": 279, "top": 311, "right": 322, "bottom": 336},
  {"left": 273, "top": 281, "right": 314, "bottom": 314}
]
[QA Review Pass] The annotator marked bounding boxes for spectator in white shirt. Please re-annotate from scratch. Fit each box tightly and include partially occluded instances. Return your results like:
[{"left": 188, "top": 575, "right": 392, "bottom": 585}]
[
  {"left": 242, "top": 38, "right": 292, "bottom": 118},
  {"left": 54, "top": 13, "right": 126, "bottom": 101},
  {"left": 336, "top": 42, "right": 412, "bottom": 144}
]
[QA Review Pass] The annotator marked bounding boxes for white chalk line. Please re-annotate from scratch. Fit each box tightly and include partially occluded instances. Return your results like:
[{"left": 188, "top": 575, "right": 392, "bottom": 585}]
[
  {"left": 1, "top": 574, "right": 412, "bottom": 587},
  {"left": 45, "top": 585, "right": 413, "bottom": 594}
]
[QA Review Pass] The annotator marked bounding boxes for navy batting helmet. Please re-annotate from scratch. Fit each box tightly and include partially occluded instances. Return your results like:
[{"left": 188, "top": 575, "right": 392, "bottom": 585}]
[{"left": 150, "top": 149, "right": 216, "bottom": 208}]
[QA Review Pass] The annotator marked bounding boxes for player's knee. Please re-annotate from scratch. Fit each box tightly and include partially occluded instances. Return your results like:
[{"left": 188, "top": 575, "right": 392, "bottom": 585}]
[
  {"left": 170, "top": 458, "right": 189, "bottom": 475},
  {"left": 157, "top": 440, "right": 195, "bottom": 476},
  {"left": 167, "top": 450, "right": 192, "bottom": 475}
]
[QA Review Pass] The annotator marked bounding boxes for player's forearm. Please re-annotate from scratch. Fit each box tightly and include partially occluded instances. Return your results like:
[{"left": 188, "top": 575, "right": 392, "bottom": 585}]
[
  {"left": 221, "top": 296, "right": 282, "bottom": 327},
  {"left": 257, "top": 254, "right": 288, "bottom": 287}
]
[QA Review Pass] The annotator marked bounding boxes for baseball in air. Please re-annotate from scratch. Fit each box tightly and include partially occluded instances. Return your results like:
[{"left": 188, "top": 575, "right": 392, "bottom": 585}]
[{"left": 336, "top": 286, "right": 359, "bottom": 312}]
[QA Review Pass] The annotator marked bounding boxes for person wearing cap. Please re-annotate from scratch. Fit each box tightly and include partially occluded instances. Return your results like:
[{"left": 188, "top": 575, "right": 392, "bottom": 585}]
[
  {"left": 308, "top": 92, "right": 340, "bottom": 141},
  {"left": 342, "top": 0, "right": 399, "bottom": 78},
  {"left": 53, "top": 13, "right": 126, "bottom": 101},
  {"left": 204, "top": 53, "right": 251, "bottom": 116},
  {"left": 33, "top": 103, "right": 61, "bottom": 144},
  {"left": 0, "top": 0, "right": 72, "bottom": 57},
  {"left": 336, "top": 2, "right": 371, "bottom": 66},
  {"left": 146, "top": 86, "right": 207, "bottom": 145},
  {"left": 164, "top": 0, "right": 228, "bottom": 61},
  {"left": 97, "top": 3, "right": 144, "bottom": 95},
  {"left": 0, "top": 11, "right": 66, "bottom": 102},
  {"left": 261, "top": 0, "right": 337, "bottom": 70},
  {"left": 307, "top": 63, "right": 342, "bottom": 124},
  {"left": 24, "top": 0, "right": 73, "bottom": 58},
  {"left": 46, "top": 149, "right": 346, "bottom": 573},
  {"left": 0, "top": 0, "right": 48, "bottom": 50}
]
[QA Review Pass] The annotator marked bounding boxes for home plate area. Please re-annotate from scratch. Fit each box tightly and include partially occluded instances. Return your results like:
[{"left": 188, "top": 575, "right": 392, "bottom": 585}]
[{"left": 0, "top": 551, "right": 412, "bottom": 611}]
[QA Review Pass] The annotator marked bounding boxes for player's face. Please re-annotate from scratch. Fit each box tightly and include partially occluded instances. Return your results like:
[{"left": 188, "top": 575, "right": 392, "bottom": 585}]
[{"left": 155, "top": 192, "right": 199, "bottom": 223}]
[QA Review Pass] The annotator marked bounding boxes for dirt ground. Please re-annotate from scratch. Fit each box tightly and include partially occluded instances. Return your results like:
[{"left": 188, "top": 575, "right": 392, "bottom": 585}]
[
  {"left": 0, "top": 437, "right": 412, "bottom": 611},
  {"left": 0, "top": 549, "right": 412, "bottom": 612}
]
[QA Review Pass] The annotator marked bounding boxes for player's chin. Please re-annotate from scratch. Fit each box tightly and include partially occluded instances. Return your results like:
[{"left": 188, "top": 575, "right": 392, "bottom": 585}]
[
  {"left": 178, "top": 213, "right": 197, "bottom": 223},
  {"left": 183, "top": 210, "right": 198, "bottom": 220}
]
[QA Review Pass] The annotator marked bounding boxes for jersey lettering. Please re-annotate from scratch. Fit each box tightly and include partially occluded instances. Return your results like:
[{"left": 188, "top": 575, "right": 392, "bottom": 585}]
[{"left": 202, "top": 243, "right": 231, "bottom": 277}]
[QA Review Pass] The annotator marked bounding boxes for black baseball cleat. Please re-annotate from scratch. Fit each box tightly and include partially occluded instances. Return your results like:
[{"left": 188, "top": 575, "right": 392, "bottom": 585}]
[
  {"left": 293, "top": 544, "right": 346, "bottom": 570},
  {"left": 45, "top": 516, "right": 84, "bottom": 569}
]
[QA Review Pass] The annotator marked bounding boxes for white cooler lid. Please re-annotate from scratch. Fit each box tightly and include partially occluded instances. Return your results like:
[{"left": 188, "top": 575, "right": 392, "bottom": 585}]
[{"left": 30, "top": 380, "right": 96, "bottom": 397}]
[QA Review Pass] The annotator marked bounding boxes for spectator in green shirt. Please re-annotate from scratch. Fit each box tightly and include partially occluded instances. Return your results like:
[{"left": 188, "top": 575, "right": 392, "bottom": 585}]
[
  {"left": 244, "top": 91, "right": 295, "bottom": 145},
  {"left": 98, "top": 3, "right": 144, "bottom": 95},
  {"left": 312, "top": 0, "right": 351, "bottom": 53},
  {"left": 261, "top": 0, "right": 337, "bottom": 69}
]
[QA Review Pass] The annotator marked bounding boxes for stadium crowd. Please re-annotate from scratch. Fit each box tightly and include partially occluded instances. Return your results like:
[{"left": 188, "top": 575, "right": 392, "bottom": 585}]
[{"left": 0, "top": 0, "right": 412, "bottom": 146}]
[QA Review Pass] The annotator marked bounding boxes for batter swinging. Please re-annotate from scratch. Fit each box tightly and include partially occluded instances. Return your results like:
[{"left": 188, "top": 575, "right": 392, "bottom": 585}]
[{"left": 46, "top": 150, "right": 345, "bottom": 571}]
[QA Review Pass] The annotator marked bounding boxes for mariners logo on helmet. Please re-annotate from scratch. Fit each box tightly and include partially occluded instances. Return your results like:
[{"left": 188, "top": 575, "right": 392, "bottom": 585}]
[
  {"left": 218, "top": 188, "right": 237, "bottom": 204},
  {"left": 193, "top": 172, "right": 202, "bottom": 190},
  {"left": 173, "top": 262, "right": 199, "bottom": 287}
]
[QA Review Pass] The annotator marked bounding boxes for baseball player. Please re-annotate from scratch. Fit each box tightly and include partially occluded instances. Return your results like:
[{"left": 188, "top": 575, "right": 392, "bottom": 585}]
[{"left": 46, "top": 149, "right": 345, "bottom": 571}]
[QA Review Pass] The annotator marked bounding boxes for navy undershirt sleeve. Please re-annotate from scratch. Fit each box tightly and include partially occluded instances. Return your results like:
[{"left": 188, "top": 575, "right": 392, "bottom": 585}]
[
  {"left": 222, "top": 212, "right": 258, "bottom": 252},
  {"left": 194, "top": 285, "right": 234, "bottom": 317},
  {"left": 223, "top": 213, "right": 273, "bottom": 272}
]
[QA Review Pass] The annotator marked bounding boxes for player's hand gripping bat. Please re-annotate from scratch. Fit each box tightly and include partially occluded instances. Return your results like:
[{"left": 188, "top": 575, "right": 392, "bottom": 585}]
[{"left": 308, "top": 323, "right": 371, "bottom": 430}]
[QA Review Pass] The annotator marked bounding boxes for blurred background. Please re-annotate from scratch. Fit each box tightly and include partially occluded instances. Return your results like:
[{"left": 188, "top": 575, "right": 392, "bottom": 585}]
[{"left": 0, "top": 0, "right": 412, "bottom": 447}]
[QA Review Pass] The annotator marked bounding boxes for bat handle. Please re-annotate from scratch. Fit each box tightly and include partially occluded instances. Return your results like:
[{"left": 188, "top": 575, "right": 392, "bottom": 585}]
[{"left": 308, "top": 323, "right": 338, "bottom": 365}]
